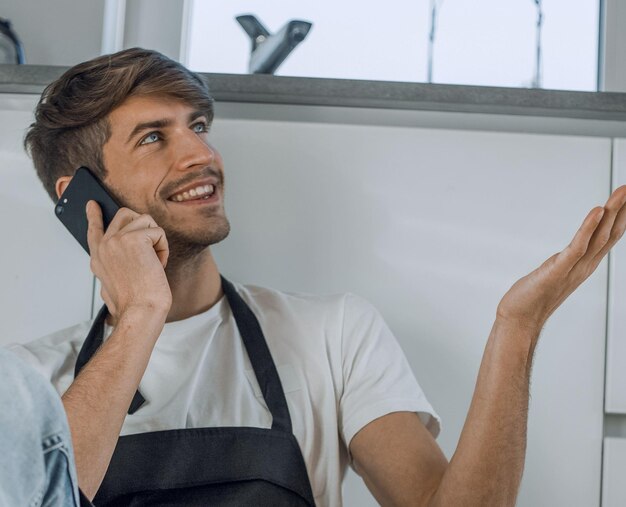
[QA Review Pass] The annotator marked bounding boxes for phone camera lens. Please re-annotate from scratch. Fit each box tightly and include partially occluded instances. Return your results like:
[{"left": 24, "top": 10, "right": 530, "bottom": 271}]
[{"left": 55, "top": 205, "right": 64, "bottom": 216}]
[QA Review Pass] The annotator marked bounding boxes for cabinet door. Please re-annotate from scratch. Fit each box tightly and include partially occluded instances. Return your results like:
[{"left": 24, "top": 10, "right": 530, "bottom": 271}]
[
  {"left": 209, "top": 115, "right": 610, "bottom": 506},
  {"left": 606, "top": 139, "right": 626, "bottom": 413},
  {"left": 0, "top": 94, "right": 93, "bottom": 346},
  {"left": 603, "top": 438, "right": 626, "bottom": 507}
]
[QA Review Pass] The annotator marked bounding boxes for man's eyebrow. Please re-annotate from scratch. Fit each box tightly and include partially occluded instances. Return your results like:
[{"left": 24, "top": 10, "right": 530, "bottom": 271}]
[
  {"left": 188, "top": 110, "right": 209, "bottom": 122},
  {"left": 125, "top": 111, "right": 210, "bottom": 145},
  {"left": 126, "top": 119, "right": 172, "bottom": 145}
]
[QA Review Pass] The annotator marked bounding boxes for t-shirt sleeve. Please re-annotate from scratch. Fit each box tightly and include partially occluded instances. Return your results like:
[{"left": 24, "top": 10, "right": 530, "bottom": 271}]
[
  {"left": 338, "top": 293, "right": 441, "bottom": 458},
  {"left": 4, "top": 336, "right": 80, "bottom": 396}
]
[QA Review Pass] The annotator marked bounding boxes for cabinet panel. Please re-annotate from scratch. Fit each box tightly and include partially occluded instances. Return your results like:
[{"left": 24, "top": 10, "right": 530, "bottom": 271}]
[
  {"left": 603, "top": 438, "right": 626, "bottom": 506},
  {"left": 0, "top": 94, "right": 93, "bottom": 346},
  {"left": 209, "top": 116, "right": 611, "bottom": 506},
  {"left": 0, "top": 94, "right": 612, "bottom": 505},
  {"left": 606, "top": 139, "right": 626, "bottom": 413}
]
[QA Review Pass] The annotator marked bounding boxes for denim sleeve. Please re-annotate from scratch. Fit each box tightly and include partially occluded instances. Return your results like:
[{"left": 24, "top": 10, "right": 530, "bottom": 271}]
[{"left": 0, "top": 348, "right": 80, "bottom": 507}]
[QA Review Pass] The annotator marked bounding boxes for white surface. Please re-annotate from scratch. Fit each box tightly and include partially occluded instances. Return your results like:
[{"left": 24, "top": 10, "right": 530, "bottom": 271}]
[
  {"left": 207, "top": 117, "right": 610, "bottom": 506},
  {"left": 602, "top": 438, "right": 626, "bottom": 506},
  {"left": 122, "top": 0, "right": 184, "bottom": 62},
  {"left": 0, "top": 94, "right": 93, "bottom": 345},
  {"left": 0, "top": 92, "right": 612, "bottom": 505},
  {"left": 606, "top": 138, "right": 626, "bottom": 413}
]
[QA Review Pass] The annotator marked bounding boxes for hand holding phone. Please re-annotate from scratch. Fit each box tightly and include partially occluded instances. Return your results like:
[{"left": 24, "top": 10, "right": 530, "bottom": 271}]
[
  {"left": 55, "top": 167, "right": 172, "bottom": 318},
  {"left": 55, "top": 167, "right": 121, "bottom": 254}
]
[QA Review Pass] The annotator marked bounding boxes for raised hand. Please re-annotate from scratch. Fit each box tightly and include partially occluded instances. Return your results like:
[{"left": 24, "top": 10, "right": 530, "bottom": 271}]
[
  {"left": 496, "top": 185, "right": 626, "bottom": 335},
  {"left": 86, "top": 201, "right": 172, "bottom": 320}
]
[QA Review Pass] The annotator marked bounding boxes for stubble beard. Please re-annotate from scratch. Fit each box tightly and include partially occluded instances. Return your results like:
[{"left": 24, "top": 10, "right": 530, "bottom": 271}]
[
  {"left": 109, "top": 182, "right": 231, "bottom": 269},
  {"left": 165, "top": 216, "right": 231, "bottom": 265}
]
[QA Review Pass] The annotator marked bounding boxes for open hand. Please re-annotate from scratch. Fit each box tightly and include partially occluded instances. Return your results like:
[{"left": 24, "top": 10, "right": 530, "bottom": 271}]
[{"left": 496, "top": 185, "right": 626, "bottom": 334}]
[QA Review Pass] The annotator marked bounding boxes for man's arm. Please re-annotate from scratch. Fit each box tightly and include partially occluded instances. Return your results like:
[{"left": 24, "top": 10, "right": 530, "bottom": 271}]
[
  {"left": 63, "top": 202, "right": 172, "bottom": 500},
  {"left": 351, "top": 318, "right": 536, "bottom": 506},
  {"left": 351, "top": 185, "right": 626, "bottom": 506}
]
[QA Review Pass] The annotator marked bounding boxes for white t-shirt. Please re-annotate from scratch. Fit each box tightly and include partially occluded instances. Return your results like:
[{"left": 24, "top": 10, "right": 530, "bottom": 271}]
[{"left": 7, "top": 281, "right": 440, "bottom": 506}]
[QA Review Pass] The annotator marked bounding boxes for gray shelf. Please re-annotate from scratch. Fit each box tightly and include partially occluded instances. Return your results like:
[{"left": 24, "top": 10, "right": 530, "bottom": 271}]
[{"left": 2, "top": 64, "right": 626, "bottom": 122}]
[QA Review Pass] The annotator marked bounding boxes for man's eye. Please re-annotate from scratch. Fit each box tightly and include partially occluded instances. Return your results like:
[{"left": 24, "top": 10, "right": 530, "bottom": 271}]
[
  {"left": 140, "top": 132, "right": 160, "bottom": 145},
  {"left": 192, "top": 122, "right": 209, "bottom": 133}
]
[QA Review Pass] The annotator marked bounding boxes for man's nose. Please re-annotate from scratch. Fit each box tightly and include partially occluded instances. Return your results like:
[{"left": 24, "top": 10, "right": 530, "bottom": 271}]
[{"left": 171, "top": 130, "right": 215, "bottom": 171}]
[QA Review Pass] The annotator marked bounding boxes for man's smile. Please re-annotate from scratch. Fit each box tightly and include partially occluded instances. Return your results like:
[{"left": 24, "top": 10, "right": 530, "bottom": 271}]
[{"left": 169, "top": 183, "right": 216, "bottom": 202}]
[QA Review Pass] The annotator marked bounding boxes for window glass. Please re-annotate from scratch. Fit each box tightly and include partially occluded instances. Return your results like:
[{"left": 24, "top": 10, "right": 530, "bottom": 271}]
[{"left": 186, "top": 0, "right": 599, "bottom": 91}]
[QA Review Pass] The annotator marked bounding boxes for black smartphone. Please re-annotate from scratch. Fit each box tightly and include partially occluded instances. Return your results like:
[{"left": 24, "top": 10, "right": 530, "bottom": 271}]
[{"left": 54, "top": 166, "right": 121, "bottom": 254}]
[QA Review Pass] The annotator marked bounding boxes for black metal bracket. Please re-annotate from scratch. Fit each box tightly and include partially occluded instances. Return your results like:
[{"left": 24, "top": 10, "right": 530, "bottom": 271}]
[
  {"left": 0, "top": 17, "right": 25, "bottom": 64},
  {"left": 236, "top": 14, "right": 312, "bottom": 75}
]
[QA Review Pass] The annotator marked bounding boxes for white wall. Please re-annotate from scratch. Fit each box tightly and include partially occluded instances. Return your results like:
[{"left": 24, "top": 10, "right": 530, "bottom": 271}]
[
  {"left": 206, "top": 113, "right": 610, "bottom": 506},
  {"left": 0, "top": 94, "right": 93, "bottom": 344},
  {"left": 24, "top": 93, "right": 613, "bottom": 505}
]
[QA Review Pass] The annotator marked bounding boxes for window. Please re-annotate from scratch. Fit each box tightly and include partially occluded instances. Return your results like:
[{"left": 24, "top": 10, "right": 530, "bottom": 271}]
[{"left": 185, "top": 0, "right": 599, "bottom": 91}]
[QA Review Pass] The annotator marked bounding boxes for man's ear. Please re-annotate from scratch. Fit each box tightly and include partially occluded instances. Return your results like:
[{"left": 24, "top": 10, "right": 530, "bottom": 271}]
[{"left": 55, "top": 176, "right": 72, "bottom": 199}]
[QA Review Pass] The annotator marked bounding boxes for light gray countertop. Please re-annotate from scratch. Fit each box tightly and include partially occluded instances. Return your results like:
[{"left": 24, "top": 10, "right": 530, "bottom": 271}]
[{"left": 2, "top": 64, "right": 626, "bottom": 122}]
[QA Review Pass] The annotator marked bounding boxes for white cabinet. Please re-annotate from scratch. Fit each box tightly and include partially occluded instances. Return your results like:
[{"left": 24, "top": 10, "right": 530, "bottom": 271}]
[
  {"left": 0, "top": 92, "right": 614, "bottom": 506},
  {"left": 209, "top": 117, "right": 610, "bottom": 506},
  {"left": 606, "top": 139, "right": 626, "bottom": 413},
  {"left": 0, "top": 94, "right": 93, "bottom": 346},
  {"left": 603, "top": 438, "right": 626, "bottom": 507}
]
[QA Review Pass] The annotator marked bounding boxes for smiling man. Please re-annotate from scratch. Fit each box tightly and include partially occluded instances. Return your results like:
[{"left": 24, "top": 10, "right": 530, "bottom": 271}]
[{"left": 6, "top": 47, "right": 626, "bottom": 507}]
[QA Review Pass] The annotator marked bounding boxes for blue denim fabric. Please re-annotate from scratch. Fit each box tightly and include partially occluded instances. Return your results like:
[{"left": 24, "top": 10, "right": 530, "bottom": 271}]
[{"left": 0, "top": 348, "right": 79, "bottom": 507}]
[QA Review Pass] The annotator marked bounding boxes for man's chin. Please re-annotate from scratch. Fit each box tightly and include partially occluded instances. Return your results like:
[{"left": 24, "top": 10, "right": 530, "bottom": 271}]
[{"left": 164, "top": 220, "right": 231, "bottom": 258}]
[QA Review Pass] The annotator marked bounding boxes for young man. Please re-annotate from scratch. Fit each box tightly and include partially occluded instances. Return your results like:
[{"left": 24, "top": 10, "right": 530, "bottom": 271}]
[{"left": 7, "top": 47, "right": 626, "bottom": 506}]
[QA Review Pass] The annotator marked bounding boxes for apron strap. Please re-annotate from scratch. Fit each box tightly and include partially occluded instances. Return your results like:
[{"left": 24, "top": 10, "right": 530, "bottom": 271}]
[
  {"left": 74, "top": 304, "right": 146, "bottom": 415},
  {"left": 220, "top": 276, "right": 293, "bottom": 433},
  {"left": 74, "top": 275, "right": 292, "bottom": 430}
]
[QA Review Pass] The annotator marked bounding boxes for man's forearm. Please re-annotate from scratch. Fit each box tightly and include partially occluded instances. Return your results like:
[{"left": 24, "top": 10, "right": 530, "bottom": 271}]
[
  {"left": 61, "top": 308, "right": 167, "bottom": 500},
  {"left": 428, "top": 318, "right": 539, "bottom": 507}
]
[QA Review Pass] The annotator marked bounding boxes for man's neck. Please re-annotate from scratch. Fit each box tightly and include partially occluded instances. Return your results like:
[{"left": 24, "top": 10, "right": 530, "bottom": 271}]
[{"left": 164, "top": 248, "right": 223, "bottom": 323}]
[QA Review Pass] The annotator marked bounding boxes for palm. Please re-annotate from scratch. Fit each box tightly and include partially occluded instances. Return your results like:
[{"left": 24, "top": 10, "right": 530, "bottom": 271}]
[{"left": 496, "top": 186, "right": 626, "bottom": 332}]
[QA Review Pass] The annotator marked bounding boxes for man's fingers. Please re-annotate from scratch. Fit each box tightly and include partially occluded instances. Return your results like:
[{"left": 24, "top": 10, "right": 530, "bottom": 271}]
[
  {"left": 119, "top": 214, "right": 159, "bottom": 234},
  {"left": 586, "top": 187, "right": 626, "bottom": 258},
  {"left": 118, "top": 215, "right": 168, "bottom": 267},
  {"left": 590, "top": 195, "right": 626, "bottom": 267},
  {"left": 86, "top": 200, "right": 104, "bottom": 254},
  {"left": 104, "top": 207, "right": 142, "bottom": 237},
  {"left": 560, "top": 206, "right": 605, "bottom": 272},
  {"left": 124, "top": 227, "right": 170, "bottom": 268}
]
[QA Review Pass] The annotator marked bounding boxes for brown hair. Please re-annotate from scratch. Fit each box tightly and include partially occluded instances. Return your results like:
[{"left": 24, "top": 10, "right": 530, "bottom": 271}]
[{"left": 24, "top": 47, "right": 214, "bottom": 201}]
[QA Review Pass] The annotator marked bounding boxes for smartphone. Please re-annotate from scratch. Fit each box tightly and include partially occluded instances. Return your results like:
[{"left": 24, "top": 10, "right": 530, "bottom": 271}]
[{"left": 54, "top": 166, "right": 121, "bottom": 254}]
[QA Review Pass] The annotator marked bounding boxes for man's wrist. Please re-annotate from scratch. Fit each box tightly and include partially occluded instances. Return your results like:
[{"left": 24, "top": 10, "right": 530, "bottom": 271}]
[
  {"left": 112, "top": 305, "right": 168, "bottom": 340},
  {"left": 491, "top": 316, "right": 542, "bottom": 369}
]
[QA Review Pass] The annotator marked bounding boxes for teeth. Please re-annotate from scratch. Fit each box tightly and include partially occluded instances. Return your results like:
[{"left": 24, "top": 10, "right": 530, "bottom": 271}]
[{"left": 171, "top": 184, "right": 215, "bottom": 202}]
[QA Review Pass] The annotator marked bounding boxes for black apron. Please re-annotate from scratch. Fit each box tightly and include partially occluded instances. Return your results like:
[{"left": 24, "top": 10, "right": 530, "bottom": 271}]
[{"left": 74, "top": 275, "right": 316, "bottom": 506}]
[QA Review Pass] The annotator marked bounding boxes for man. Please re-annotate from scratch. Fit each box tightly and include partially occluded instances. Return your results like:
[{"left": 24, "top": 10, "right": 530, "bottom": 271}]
[{"left": 6, "top": 47, "right": 626, "bottom": 506}]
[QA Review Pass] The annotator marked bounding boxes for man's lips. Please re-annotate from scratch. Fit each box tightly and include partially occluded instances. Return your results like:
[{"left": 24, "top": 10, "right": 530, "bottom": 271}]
[
  {"left": 170, "top": 188, "right": 220, "bottom": 206},
  {"left": 167, "top": 178, "right": 219, "bottom": 202}
]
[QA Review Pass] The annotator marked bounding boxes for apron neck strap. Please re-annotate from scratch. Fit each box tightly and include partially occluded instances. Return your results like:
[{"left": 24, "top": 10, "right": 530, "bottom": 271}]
[
  {"left": 220, "top": 275, "right": 292, "bottom": 433},
  {"left": 75, "top": 275, "right": 293, "bottom": 432}
]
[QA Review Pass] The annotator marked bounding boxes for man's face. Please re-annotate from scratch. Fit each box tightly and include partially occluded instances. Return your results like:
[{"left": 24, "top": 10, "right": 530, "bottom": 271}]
[{"left": 101, "top": 94, "right": 230, "bottom": 259}]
